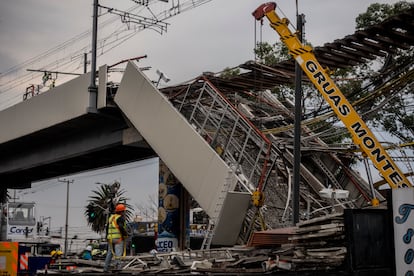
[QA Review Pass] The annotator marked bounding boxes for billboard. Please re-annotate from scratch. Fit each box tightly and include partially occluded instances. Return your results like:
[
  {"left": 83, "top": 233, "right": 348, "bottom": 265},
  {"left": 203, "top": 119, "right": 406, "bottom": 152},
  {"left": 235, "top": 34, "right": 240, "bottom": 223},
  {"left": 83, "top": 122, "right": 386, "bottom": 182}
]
[{"left": 393, "top": 188, "right": 414, "bottom": 275}]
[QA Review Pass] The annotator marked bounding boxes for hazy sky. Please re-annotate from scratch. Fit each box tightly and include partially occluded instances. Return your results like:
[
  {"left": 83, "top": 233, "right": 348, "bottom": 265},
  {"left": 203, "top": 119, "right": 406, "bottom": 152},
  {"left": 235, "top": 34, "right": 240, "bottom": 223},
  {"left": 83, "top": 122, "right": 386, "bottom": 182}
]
[
  {"left": 12, "top": 158, "right": 159, "bottom": 237},
  {"left": 1, "top": 0, "right": 406, "bottom": 237},
  {"left": 0, "top": 0, "right": 404, "bottom": 107}
]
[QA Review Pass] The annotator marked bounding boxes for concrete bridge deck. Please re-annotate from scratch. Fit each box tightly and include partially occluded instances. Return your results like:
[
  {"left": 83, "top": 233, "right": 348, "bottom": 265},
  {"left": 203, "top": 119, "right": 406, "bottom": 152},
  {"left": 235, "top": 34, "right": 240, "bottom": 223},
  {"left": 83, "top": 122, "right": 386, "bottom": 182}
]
[{"left": 0, "top": 66, "right": 155, "bottom": 189}]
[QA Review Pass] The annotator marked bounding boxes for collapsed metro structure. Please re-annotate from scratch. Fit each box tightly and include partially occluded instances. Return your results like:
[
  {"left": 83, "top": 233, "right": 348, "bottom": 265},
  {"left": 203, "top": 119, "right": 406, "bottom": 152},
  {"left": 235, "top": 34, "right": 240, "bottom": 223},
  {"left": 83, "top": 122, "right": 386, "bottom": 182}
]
[{"left": 0, "top": 3, "right": 413, "bottom": 274}]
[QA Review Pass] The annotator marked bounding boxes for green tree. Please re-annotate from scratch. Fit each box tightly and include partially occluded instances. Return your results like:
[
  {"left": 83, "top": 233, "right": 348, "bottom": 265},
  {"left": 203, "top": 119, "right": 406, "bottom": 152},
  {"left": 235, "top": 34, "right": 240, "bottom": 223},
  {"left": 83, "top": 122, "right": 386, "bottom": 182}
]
[
  {"left": 220, "top": 67, "right": 240, "bottom": 79},
  {"left": 254, "top": 41, "right": 350, "bottom": 144},
  {"left": 355, "top": 1, "right": 414, "bottom": 142},
  {"left": 253, "top": 2, "right": 414, "bottom": 145},
  {"left": 254, "top": 42, "right": 289, "bottom": 66},
  {"left": 355, "top": 1, "right": 413, "bottom": 29},
  {"left": 85, "top": 181, "right": 133, "bottom": 234}
]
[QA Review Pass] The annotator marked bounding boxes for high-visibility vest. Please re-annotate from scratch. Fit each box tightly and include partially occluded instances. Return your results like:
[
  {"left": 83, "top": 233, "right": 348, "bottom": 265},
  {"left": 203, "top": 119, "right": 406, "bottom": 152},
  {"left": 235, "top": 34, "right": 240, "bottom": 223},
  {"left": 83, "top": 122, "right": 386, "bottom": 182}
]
[{"left": 107, "top": 214, "right": 124, "bottom": 240}]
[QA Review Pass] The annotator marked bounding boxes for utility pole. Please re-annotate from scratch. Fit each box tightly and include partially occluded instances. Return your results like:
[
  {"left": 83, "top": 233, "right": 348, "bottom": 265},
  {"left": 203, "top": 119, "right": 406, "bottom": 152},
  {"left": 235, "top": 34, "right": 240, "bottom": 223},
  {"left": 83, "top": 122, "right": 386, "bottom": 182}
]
[
  {"left": 88, "top": 0, "right": 99, "bottom": 113},
  {"left": 58, "top": 178, "right": 74, "bottom": 258},
  {"left": 84, "top": 53, "right": 88, "bottom": 74},
  {"left": 293, "top": 7, "right": 305, "bottom": 224}
]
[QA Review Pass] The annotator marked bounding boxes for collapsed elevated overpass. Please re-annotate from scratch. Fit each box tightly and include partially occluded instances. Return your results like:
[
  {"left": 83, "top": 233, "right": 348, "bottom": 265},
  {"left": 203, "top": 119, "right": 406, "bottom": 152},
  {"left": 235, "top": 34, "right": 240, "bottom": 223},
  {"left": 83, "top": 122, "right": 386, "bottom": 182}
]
[
  {"left": 1, "top": 6, "right": 412, "bottom": 246},
  {"left": 0, "top": 67, "right": 155, "bottom": 190},
  {"left": 0, "top": 61, "right": 377, "bottom": 247},
  {"left": 0, "top": 63, "right": 254, "bottom": 246}
]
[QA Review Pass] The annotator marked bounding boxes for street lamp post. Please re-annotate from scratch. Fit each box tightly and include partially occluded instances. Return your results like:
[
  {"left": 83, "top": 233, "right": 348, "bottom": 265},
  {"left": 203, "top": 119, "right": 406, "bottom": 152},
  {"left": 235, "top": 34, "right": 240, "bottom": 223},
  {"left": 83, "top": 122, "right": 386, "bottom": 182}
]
[{"left": 58, "top": 178, "right": 74, "bottom": 258}]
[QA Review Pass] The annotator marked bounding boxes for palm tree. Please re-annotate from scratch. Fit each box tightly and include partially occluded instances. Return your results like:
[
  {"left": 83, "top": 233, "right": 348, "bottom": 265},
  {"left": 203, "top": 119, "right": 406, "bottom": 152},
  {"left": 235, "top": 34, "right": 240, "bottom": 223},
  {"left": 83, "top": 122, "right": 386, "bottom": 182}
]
[{"left": 84, "top": 181, "right": 133, "bottom": 234}]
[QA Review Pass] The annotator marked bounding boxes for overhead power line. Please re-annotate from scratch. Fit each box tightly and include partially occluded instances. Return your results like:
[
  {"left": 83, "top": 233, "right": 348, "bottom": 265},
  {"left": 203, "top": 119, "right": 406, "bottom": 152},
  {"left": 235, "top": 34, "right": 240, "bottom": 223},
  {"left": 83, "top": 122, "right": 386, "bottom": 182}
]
[{"left": 0, "top": 0, "right": 213, "bottom": 110}]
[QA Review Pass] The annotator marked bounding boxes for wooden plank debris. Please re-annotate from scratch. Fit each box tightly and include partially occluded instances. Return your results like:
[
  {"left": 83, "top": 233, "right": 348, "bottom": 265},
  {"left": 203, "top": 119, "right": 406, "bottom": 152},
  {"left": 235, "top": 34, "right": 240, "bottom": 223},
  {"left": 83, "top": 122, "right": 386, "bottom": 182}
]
[
  {"left": 282, "top": 213, "right": 347, "bottom": 271},
  {"left": 246, "top": 212, "right": 348, "bottom": 272}
]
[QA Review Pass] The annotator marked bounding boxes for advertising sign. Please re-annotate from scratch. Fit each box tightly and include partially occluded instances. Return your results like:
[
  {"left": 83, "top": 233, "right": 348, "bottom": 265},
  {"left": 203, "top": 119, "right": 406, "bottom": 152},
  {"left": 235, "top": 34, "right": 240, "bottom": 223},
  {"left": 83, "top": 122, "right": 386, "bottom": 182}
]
[
  {"left": 393, "top": 188, "right": 414, "bottom": 276},
  {"left": 7, "top": 225, "right": 34, "bottom": 240},
  {"left": 157, "top": 161, "right": 181, "bottom": 252}
]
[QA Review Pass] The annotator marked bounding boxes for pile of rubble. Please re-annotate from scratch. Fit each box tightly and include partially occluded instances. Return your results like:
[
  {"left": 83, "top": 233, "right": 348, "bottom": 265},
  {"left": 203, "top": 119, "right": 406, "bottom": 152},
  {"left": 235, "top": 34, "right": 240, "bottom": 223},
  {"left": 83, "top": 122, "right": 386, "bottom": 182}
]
[
  {"left": 39, "top": 247, "right": 272, "bottom": 275},
  {"left": 37, "top": 213, "right": 348, "bottom": 275},
  {"left": 256, "top": 213, "right": 347, "bottom": 271}
]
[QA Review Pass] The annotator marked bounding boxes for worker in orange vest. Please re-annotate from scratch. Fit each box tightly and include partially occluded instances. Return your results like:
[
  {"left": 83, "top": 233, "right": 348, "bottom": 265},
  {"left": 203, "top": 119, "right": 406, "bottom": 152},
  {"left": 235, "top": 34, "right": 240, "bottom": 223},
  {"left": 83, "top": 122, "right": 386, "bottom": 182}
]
[{"left": 103, "top": 203, "right": 128, "bottom": 272}]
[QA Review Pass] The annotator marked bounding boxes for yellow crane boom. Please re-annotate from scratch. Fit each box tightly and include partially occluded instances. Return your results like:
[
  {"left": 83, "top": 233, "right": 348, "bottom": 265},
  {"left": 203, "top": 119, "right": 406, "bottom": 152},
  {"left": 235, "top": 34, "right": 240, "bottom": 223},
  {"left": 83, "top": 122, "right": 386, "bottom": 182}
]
[{"left": 253, "top": 2, "right": 412, "bottom": 191}]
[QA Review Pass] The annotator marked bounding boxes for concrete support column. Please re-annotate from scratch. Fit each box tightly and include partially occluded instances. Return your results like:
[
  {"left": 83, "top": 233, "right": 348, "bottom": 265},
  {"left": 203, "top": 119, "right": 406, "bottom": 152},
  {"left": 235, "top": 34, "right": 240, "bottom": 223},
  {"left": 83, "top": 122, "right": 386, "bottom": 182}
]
[{"left": 157, "top": 160, "right": 189, "bottom": 252}]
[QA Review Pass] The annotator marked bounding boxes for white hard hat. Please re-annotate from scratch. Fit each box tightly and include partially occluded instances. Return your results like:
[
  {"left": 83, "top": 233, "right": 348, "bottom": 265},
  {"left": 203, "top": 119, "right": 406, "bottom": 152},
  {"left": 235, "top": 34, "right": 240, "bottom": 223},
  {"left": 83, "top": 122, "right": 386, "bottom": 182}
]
[{"left": 86, "top": 245, "right": 92, "bottom": 251}]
